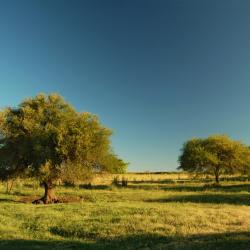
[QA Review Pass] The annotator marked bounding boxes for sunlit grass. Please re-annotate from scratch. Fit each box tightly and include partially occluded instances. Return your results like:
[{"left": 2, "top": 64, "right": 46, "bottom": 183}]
[{"left": 0, "top": 177, "right": 249, "bottom": 249}]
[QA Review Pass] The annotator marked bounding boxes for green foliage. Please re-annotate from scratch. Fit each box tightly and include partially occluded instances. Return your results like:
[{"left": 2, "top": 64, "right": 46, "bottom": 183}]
[
  {"left": 0, "top": 93, "right": 127, "bottom": 186},
  {"left": 60, "top": 161, "right": 93, "bottom": 185},
  {"left": 101, "top": 154, "right": 128, "bottom": 174},
  {"left": 178, "top": 135, "right": 250, "bottom": 183}
]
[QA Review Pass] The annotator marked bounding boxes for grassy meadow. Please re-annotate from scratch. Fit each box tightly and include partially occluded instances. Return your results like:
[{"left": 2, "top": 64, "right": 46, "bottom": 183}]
[{"left": 0, "top": 173, "right": 249, "bottom": 250}]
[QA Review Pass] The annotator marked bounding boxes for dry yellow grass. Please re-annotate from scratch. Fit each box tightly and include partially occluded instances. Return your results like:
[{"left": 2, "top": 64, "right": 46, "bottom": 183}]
[{"left": 91, "top": 172, "right": 244, "bottom": 185}]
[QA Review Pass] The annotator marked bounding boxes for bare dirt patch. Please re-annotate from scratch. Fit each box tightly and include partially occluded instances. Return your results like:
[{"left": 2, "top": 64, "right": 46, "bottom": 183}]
[{"left": 18, "top": 195, "right": 84, "bottom": 204}]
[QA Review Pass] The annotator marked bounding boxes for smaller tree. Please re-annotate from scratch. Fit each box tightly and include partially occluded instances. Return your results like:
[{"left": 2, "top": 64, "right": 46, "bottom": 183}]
[{"left": 178, "top": 135, "right": 250, "bottom": 184}]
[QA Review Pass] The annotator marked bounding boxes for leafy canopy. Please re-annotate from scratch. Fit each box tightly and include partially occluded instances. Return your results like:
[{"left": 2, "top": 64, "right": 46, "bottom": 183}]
[
  {"left": 178, "top": 135, "right": 250, "bottom": 181},
  {"left": 0, "top": 93, "right": 127, "bottom": 183}
]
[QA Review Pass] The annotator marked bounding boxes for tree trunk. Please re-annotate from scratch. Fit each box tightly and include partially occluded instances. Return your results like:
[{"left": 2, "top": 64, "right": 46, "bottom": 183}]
[
  {"left": 214, "top": 167, "right": 220, "bottom": 184},
  {"left": 33, "top": 181, "right": 59, "bottom": 204},
  {"left": 215, "top": 173, "right": 219, "bottom": 184}
]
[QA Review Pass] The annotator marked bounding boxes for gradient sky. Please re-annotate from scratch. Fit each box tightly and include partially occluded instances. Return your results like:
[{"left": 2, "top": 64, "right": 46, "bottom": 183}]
[{"left": 0, "top": 0, "right": 250, "bottom": 171}]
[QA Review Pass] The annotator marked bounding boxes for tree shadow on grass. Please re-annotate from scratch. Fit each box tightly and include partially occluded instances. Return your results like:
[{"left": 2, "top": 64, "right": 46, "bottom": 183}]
[
  {"left": 127, "top": 183, "right": 250, "bottom": 193},
  {"left": 0, "top": 198, "right": 19, "bottom": 203},
  {"left": 146, "top": 193, "right": 250, "bottom": 206},
  {"left": 79, "top": 184, "right": 111, "bottom": 190},
  {"left": 0, "top": 231, "right": 249, "bottom": 250},
  {"left": 129, "top": 179, "right": 176, "bottom": 184}
]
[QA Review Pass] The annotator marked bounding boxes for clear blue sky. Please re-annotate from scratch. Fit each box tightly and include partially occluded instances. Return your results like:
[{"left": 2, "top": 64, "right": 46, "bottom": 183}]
[{"left": 0, "top": 0, "right": 250, "bottom": 171}]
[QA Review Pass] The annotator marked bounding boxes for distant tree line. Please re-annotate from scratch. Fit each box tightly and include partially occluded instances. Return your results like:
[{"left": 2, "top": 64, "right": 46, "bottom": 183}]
[{"left": 0, "top": 93, "right": 127, "bottom": 204}]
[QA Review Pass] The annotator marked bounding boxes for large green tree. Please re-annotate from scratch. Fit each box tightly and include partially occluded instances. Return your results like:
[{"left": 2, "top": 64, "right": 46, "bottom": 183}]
[
  {"left": 178, "top": 135, "right": 250, "bottom": 183},
  {"left": 0, "top": 93, "right": 127, "bottom": 203}
]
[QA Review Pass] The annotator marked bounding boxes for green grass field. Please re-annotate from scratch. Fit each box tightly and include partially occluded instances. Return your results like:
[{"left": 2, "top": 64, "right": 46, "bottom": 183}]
[{"left": 0, "top": 177, "right": 249, "bottom": 250}]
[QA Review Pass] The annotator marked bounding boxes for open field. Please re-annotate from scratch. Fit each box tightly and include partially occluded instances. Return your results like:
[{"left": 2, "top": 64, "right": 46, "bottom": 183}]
[{"left": 0, "top": 174, "right": 249, "bottom": 250}]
